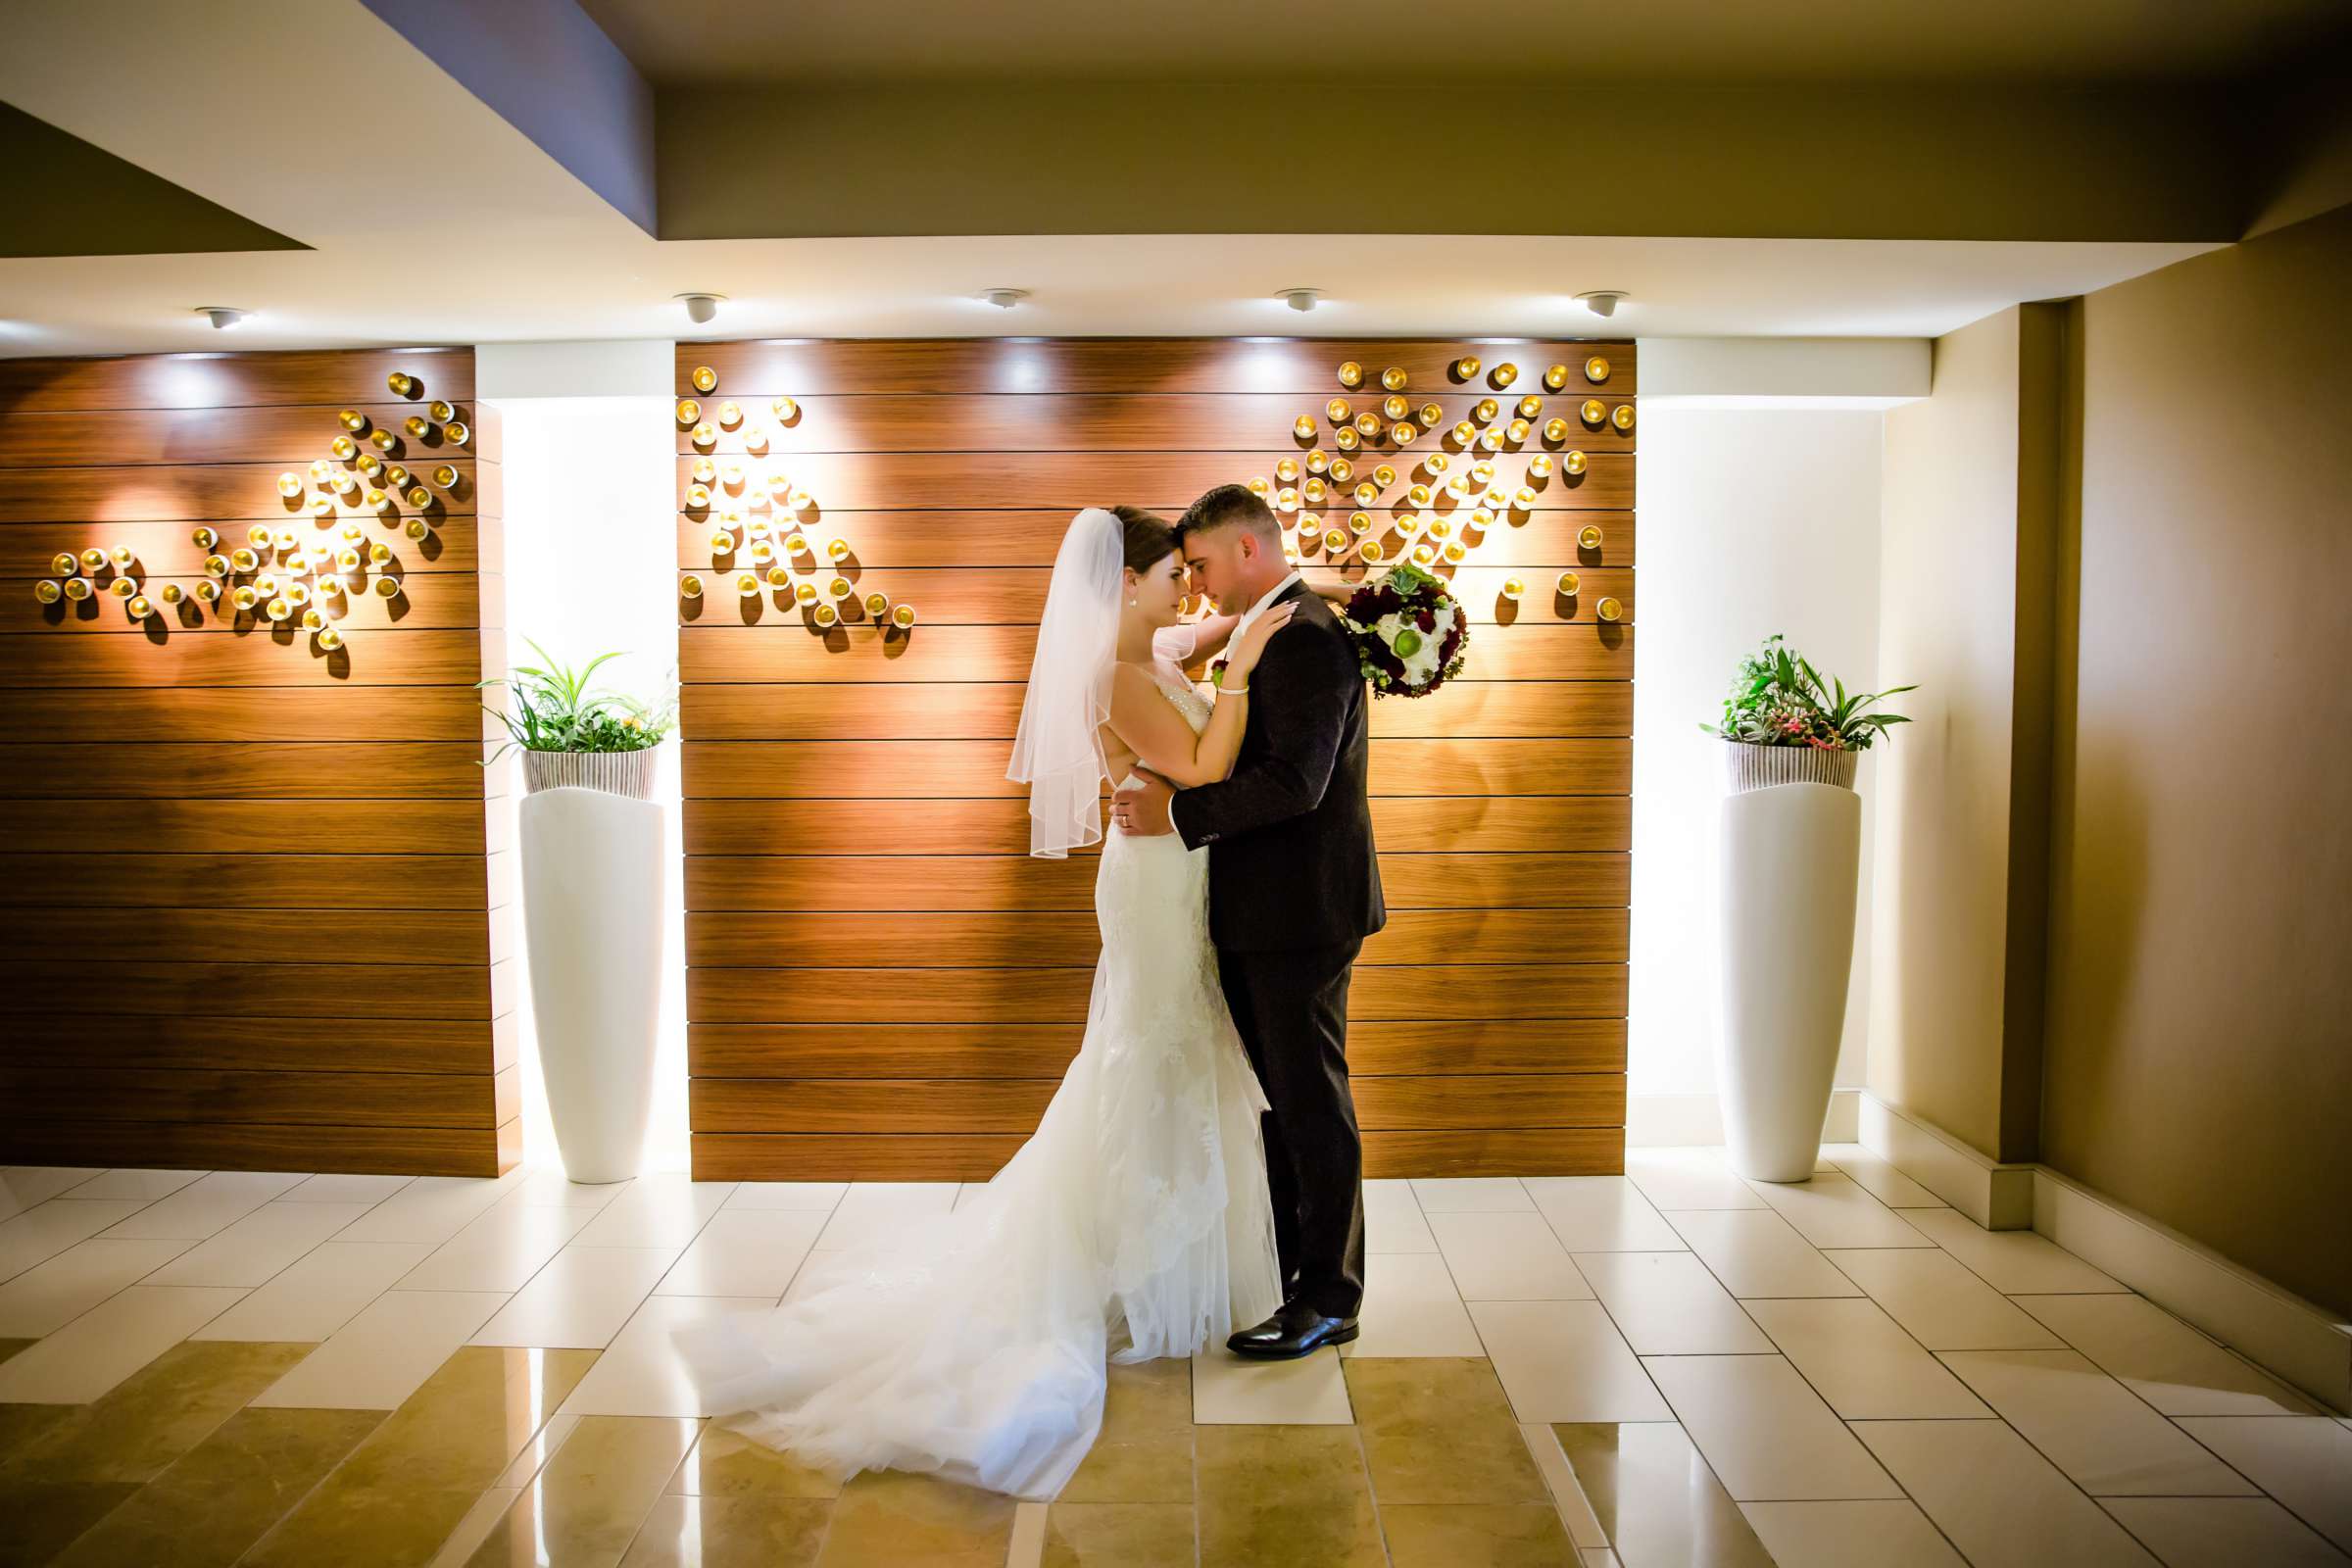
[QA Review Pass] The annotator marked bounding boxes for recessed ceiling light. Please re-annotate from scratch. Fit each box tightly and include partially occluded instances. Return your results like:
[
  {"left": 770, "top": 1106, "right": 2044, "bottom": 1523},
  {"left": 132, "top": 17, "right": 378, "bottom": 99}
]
[
  {"left": 675, "top": 292, "right": 726, "bottom": 324},
  {"left": 1279, "top": 288, "right": 1322, "bottom": 314},
  {"left": 1574, "top": 290, "right": 1629, "bottom": 318},
  {"left": 981, "top": 288, "right": 1031, "bottom": 310},
  {"left": 195, "top": 306, "right": 251, "bottom": 330}
]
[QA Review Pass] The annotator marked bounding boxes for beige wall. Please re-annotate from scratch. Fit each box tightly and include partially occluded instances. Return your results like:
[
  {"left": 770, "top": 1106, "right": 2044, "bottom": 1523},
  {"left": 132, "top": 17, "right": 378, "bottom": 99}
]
[
  {"left": 2041, "top": 202, "right": 2352, "bottom": 1316},
  {"left": 1870, "top": 304, "right": 2062, "bottom": 1163}
]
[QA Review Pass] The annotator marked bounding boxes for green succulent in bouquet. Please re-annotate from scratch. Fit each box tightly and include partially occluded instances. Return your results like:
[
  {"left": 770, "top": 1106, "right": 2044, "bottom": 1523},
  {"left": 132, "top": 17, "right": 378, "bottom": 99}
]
[
  {"left": 1702, "top": 634, "right": 1914, "bottom": 753},
  {"left": 478, "top": 637, "right": 678, "bottom": 767}
]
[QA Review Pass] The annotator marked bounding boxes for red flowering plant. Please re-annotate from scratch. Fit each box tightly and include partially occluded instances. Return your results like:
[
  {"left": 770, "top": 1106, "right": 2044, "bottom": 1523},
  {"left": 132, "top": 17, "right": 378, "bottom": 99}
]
[
  {"left": 1333, "top": 561, "right": 1469, "bottom": 699},
  {"left": 1702, "top": 634, "right": 1913, "bottom": 751}
]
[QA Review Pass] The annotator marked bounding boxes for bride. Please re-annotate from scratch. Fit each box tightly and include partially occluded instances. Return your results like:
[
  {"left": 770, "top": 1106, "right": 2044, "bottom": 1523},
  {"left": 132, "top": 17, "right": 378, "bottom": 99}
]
[{"left": 672, "top": 505, "right": 1298, "bottom": 1500}]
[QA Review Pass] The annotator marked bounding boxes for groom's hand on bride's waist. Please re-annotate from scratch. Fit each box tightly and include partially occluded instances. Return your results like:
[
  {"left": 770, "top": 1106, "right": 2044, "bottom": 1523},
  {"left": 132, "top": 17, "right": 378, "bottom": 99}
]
[{"left": 1111, "top": 771, "right": 1176, "bottom": 836}]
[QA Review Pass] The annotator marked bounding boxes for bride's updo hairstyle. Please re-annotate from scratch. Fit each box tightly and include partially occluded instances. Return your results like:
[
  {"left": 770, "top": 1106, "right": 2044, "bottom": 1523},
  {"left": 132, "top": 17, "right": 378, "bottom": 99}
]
[{"left": 1111, "top": 505, "right": 1179, "bottom": 571}]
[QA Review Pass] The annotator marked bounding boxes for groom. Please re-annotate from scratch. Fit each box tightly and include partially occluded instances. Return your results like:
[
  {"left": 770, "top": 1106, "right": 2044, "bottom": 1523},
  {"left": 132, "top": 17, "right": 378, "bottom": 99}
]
[{"left": 1112, "top": 482, "right": 1385, "bottom": 1359}]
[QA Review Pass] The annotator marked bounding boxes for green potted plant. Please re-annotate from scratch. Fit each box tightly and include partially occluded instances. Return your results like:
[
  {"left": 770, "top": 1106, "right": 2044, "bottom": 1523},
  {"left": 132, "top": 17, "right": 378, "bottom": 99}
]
[
  {"left": 479, "top": 638, "right": 677, "bottom": 800},
  {"left": 1702, "top": 634, "right": 1913, "bottom": 791},
  {"left": 1703, "top": 636, "right": 1914, "bottom": 1181}
]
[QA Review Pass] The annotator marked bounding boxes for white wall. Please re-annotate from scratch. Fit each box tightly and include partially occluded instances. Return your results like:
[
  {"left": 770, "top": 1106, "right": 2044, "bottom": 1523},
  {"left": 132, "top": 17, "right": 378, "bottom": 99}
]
[
  {"left": 480, "top": 345, "right": 685, "bottom": 1173},
  {"left": 1629, "top": 406, "right": 1886, "bottom": 1128}
]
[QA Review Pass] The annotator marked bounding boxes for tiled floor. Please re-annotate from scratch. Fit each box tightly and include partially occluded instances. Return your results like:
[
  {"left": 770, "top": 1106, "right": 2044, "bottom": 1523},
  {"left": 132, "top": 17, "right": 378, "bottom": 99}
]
[{"left": 0, "top": 1147, "right": 2343, "bottom": 1566}]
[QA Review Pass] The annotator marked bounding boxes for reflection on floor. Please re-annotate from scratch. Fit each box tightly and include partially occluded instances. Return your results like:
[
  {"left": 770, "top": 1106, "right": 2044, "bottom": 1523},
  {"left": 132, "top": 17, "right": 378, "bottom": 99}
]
[{"left": 0, "top": 1148, "right": 2344, "bottom": 1566}]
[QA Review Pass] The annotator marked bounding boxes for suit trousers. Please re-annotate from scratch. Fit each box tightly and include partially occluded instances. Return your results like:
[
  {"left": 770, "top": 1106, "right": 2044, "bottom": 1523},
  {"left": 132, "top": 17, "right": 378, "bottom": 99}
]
[{"left": 1216, "top": 937, "right": 1367, "bottom": 1320}]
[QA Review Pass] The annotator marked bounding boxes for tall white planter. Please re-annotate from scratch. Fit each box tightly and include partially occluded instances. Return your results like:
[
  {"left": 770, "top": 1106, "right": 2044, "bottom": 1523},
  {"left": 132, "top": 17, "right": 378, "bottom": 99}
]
[
  {"left": 1715, "top": 746, "right": 1861, "bottom": 1182},
  {"left": 519, "top": 781, "right": 665, "bottom": 1183}
]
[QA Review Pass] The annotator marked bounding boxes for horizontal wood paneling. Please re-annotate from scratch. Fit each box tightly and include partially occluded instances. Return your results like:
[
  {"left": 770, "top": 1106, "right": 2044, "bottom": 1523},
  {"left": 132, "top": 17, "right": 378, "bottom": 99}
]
[
  {"left": 689, "top": 963, "right": 1628, "bottom": 1023},
  {"left": 0, "top": 460, "right": 477, "bottom": 523},
  {"left": 675, "top": 510, "right": 1637, "bottom": 570},
  {"left": 685, "top": 1126, "right": 1624, "bottom": 1181},
  {"left": 0, "top": 628, "right": 501, "bottom": 687},
  {"left": 684, "top": 794, "right": 1631, "bottom": 857},
  {"left": 682, "top": 738, "right": 1630, "bottom": 799},
  {"left": 679, "top": 678, "right": 1631, "bottom": 741},
  {"left": 0, "top": 348, "right": 475, "bottom": 412},
  {"left": 0, "top": 742, "right": 493, "bottom": 798},
  {"left": 685, "top": 853, "right": 1628, "bottom": 911},
  {"left": 0, "top": 798, "right": 499, "bottom": 853},
  {"left": 689, "top": 1072, "right": 1620, "bottom": 1135},
  {"left": 686, "top": 908, "right": 1627, "bottom": 969},
  {"left": 677, "top": 337, "right": 1629, "bottom": 1179},
  {"left": 8, "top": 573, "right": 487, "bottom": 633},
  {"left": 687, "top": 1018, "right": 1625, "bottom": 1079},
  {"left": 671, "top": 566, "right": 1634, "bottom": 626},
  {"left": 2, "top": 688, "right": 496, "bottom": 742},
  {"left": 678, "top": 622, "right": 1628, "bottom": 683},
  {"left": 0, "top": 1065, "right": 512, "bottom": 1128},
  {"left": 673, "top": 392, "right": 1634, "bottom": 456},
  {"left": 6, "top": 1012, "right": 513, "bottom": 1075},
  {"left": 5, "top": 518, "right": 486, "bottom": 576},
  {"left": 672, "top": 451, "right": 1629, "bottom": 512},
  {"left": 0, "top": 347, "right": 506, "bottom": 1176},
  {"left": 671, "top": 339, "right": 1634, "bottom": 397},
  {"left": 0, "top": 1119, "right": 516, "bottom": 1179}
]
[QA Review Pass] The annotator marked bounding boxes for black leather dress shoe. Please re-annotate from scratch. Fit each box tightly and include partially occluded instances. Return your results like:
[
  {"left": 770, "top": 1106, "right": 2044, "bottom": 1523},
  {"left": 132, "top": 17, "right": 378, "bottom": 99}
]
[{"left": 1226, "top": 1299, "right": 1360, "bottom": 1359}]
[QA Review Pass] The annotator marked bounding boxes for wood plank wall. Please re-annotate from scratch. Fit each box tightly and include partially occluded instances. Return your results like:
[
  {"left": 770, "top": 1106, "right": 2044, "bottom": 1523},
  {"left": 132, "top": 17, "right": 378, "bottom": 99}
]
[
  {"left": 0, "top": 347, "right": 517, "bottom": 1177},
  {"left": 676, "top": 338, "right": 1636, "bottom": 1181}
]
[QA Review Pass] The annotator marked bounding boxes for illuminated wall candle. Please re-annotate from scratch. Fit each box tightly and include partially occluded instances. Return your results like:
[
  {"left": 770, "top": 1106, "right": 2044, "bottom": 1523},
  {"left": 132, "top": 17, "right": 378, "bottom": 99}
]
[
  {"left": 737, "top": 572, "right": 761, "bottom": 598},
  {"left": 863, "top": 592, "right": 889, "bottom": 619},
  {"left": 827, "top": 575, "right": 854, "bottom": 601},
  {"left": 692, "top": 365, "right": 718, "bottom": 392},
  {"left": 743, "top": 426, "right": 767, "bottom": 454},
  {"left": 1596, "top": 596, "right": 1623, "bottom": 621},
  {"left": 1247, "top": 476, "right": 1270, "bottom": 497},
  {"left": 1354, "top": 413, "right": 1383, "bottom": 438},
  {"left": 193, "top": 579, "right": 220, "bottom": 604},
  {"left": 1380, "top": 395, "right": 1407, "bottom": 421},
  {"left": 388, "top": 370, "right": 414, "bottom": 396},
  {"left": 1359, "top": 539, "right": 1386, "bottom": 563},
  {"left": 1294, "top": 415, "right": 1317, "bottom": 441},
  {"left": 1348, "top": 511, "right": 1373, "bottom": 535},
  {"left": 368, "top": 541, "right": 392, "bottom": 564},
  {"left": 1557, "top": 571, "right": 1580, "bottom": 597},
  {"left": 1507, "top": 419, "right": 1531, "bottom": 443},
  {"left": 433, "top": 464, "right": 460, "bottom": 489},
  {"left": 1514, "top": 486, "right": 1537, "bottom": 509},
  {"left": 1335, "top": 426, "right": 1360, "bottom": 451},
  {"left": 331, "top": 436, "right": 357, "bottom": 461},
  {"left": 1411, "top": 542, "right": 1436, "bottom": 565},
  {"left": 426, "top": 400, "right": 455, "bottom": 423},
  {"left": 1336, "top": 361, "right": 1362, "bottom": 388},
  {"left": 1406, "top": 483, "right": 1432, "bottom": 507},
  {"left": 276, "top": 471, "right": 304, "bottom": 498},
  {"left": 1323, "top": 527, "right": 1348, "bottom": 555},
  {"left": 1326, "top": 399, "right": 1350, "bottom": 424},
  {"left": 317, "top": 624, "right": 343, "bottom": 650},
  {"left": 1453, "top": 356, "right": 1481, "bottom": 379},
  {"left": 336, "top": 548, "right": 362, "bottom": 571},
  {"left": 51, "top": 552, "right": 78, "bottom": 575},
  {"left": 826, "top": 537, "right": 852, "bottom": 562},
  {"left": 1493, "top": 364, "right": 1518, "bottom": 388},
  {"left": 1579, "top": 524, "right": 1604, "bottom": 551},
  {"left": 1442, "top": 540, "right": 1467, "bottom": 564},
  {"left": 367, "top": 489, "right": 392, "bottom": 513},
  {"left": 1390, "top": 421, "right": 1416, "bottom": 444},
  {"left": 356, "top": 454, "right": 381, "bottom": 477},
  {"left": 794, "top": 581, "right": 819, "bottom": 607},
  {"left": 1353, "top": 481, "right": 1378, "bottom": 506},
  {"left": 339, "top": 408, "right": 368, "bottom": 433},
  {"left": 1425, "top": 452, "right": 1449, "bottom": 473},
  {"left": 231, "top": 584, "right": 259, "bottom": 611},
  {"left": 1585, "top": 355, "right": 1611, "bottom": 383},
  {"left": 1381, "top": 367, "right": 1407, "bottom": 391},
  {"left": 1276, "top": 456, "right": 1300, "bottom": 481},
  {"left": 1329, "top": 458, "right": 1353, "bottom": 484},
  {"left": 1304, "top": 449, "right": 1329, "bottom": 474},
  {"left": 406, "top": 485, "right": 432, "bottom": 509},
  {"left": 301, "top": 607, "right": 323, "bottom": 630},
  {"left": 766, "top": 565, "right": 792, "bottom": 589},
  {"left": 1424, "top": 515, "right": 1449, "bottom": 540},
  {"left": 63, "top": 576, "right": 92, "bottom": 600},
  {"left": 812, "top": 602, "right": 839, "bottom": 627},
  {"left": 771, "top": 397, "right": 798, "bottom": 420},
  {"left": 406, "top": 415, "right": 432, "bottom": 438},
  {"left": 1529, "top": 454, "right": 1554, "bottom": 478},
  {"left": 1544, "top": 363, "right": 1570, "bottom": 390},
  {"left": 1478, "top": 429, "right": 1504, "bottom": 453},
  {"left": 716, "top": 401, "right": 741, "bottom": 427},
  {"left": 1563, "top": 450, "right": 1589, "bottom": 474},
  {"left": 690, "top": 421, "right": 715, "bottom": 446},
  {"left": 370, "top": 427, "right": 397, "bottom": 452},
  {"left": 229, "top": 547, "right": 258, "bottom": 571},
  {"left": 1395, "top": 514, "right": 1422, "bottom": 539},
  {"left": 680, "top": 574, "right": 704, "bottom": 598},
  {"left": 373, "top": 575, "right": 401, "bottom": 599},
  {"left": 1611, "top": 403, "right": 1636, "bottom": 431},
  {"left": 34, "top": 579, "right": 61, "bottom": 604},
  {"left": 892, "top": 603, "right": 918, "bottom": 629},
  {"left": 1581, "top": 398, "right": 1607, "bottom": 425},
  {"left": 1303, "top": 476, "right": 1327, "bottom": 503},
  {"left": 676, "top": 399, "right": 701, "bottom": 426},
  {"left": 1276, "top": 487, "right": 1299, "bottom": 513},
  {"left": 127, "top": 591, "right": 157, "bottom": 617},
  {"left": 1502, "top": 576, "right": 1526, "bottom": 601}
]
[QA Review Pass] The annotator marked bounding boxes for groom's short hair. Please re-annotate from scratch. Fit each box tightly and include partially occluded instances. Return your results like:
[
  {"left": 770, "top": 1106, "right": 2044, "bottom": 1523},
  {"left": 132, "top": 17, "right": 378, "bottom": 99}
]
[{"left": 1177, "top": 483, "right": 1281, "bottom": 549}]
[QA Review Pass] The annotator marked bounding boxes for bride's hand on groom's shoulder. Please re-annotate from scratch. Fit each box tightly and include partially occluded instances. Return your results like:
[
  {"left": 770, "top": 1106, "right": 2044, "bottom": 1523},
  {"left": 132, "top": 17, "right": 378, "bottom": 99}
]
[{"left": 1111, "top": 770, "right": 1176, "bottom": 837}]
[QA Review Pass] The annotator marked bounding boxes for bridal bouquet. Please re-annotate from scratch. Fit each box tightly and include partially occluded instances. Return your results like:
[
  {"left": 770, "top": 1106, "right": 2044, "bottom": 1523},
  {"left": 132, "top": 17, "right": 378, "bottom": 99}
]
[{"left": 1336, "top": 561, "right": 1469, "bottom": 699}]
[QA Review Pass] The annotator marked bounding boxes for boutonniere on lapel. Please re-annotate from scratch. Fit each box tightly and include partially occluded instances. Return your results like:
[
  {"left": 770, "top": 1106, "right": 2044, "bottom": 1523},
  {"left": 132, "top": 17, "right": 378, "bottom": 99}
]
[{"left": 1209, "top": 657, "right": 1232, "bottom": 688}]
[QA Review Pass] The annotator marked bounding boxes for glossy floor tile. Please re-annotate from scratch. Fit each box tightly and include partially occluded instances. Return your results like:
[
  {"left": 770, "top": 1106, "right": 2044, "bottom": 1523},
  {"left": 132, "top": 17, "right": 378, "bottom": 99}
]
[
  {"left": 1937, "top": 1348, "right": 2258, "bottom": 1495},
  {"left": 94, "top": 1171, "right": 306, "bottom": 1241},
  {"left": 1642, "top": 1353, "right": 1901, "bottom": 1501},
  {"left": 1191, "top": 1343, "right": 1354, "bottom": 1424},
  {"left": 567, "top": 1174, "right": 736, "bottom": 1250},
  {"left": 1819, "top": 1144, "right": 1951, "bottom": 1208},
  {"left": 1856, "top": 1417, "right": 2161, "bottom": 1566},
  {"left": 1344, "top": 1355, "right": 1550, "bottom": 1506},
  {"left": 1553, "top": 1419, "right": 1776, "bottom": 1567},
  {"left": 1743, "top": 1172, "right": 1936, "bottom": 1250},
  {"left": 656, "top": 1207, "right": 828, "bottom": 1298},
  {"left": 1056, "top": 1357, "right": 1191, "bottom": 1504},
  {"left": 1903, "top": 1207, "right": 2128, "bottom": 1294},
  {"left": 2168, "top": 1416, "right": 2352, "bottom": 1553},
  {"left": 1037, "top": 1498, "right": 1195, "bottom": 1568},
  {"left": 0, "top": 1283, "right": 246, "bottom": 1403},
  {"left": 1572, "top": 1250, "right": 1775, "bottom": 1355},
  {"left": 1196, "top": 1423, "right": 1386, "bottom": 1567},
  {"left": 468, "top": 1245, "right": 678, "bottom": 1348},
  {"left": 2098, "top": 1494, "right": 2351, "bottom": 1567},
  {"left": 558, "top": 1294, "right": 775, "bottom": 1418},
  {"left": 1740, "top": 1497, "right": 1967, "bottom": 1566},
  {"left": 0, "top": 1236, "right": 197, "bottom": 1338},
  {"left": 1662, "top": 1208, "right": 1863, "bottom": 1298},
  {"left": 394, "top": 1199, "right": 599, "bottom": 1294},
  {"left": 1337, "top": 1250, "right": 1484, "bottom": 1358},
  {"left": 815, "top": 1467, "right": 1019, "bottom": 1567},
  {"left": 248, "top": 1288, "right": 508, "bottom": 1410},
  {"left": 1823, "top": 1246, "right": 2070, "bottom": 1349},
  {"left": 1623, "top": 1150, "right": 1770, "bottom": 1212},
  {"left": 143, "top": 1200, "right": 374, "bottom": 1288},
  {"left": 2013, "top": 1292, "right": 2323, "bottom": 1416},
  {"left": 1471, "top": 1300, "right": 1673, "bottom": 1424},
  {"left": 191, "top": 1241, "right": 436, "bottom": 1343},
  {"left": 0, "top": 1199, "right": 155, "bottom": 1284},
  {"left": 1364, "top": 1177, "right": 1439, "bottom": 1253},
  {"left": 810, "top": 1181, "right": 957, "bottom": 1249},
  {"left": 1430, "top": 1210, "right": 1596, "bottom": 1300},
  {"left": 1411, "top": 1177, "right": 1539, "bottom": 1212},
  {"left": 55, "top": 1169, "right": 206, "bottom": 1202},
  {"left": 459, "top": 1413, "right": 698, "bottom": 1567},
  {"left": 1524, "top": 1176, "right": 1687, "bottom": 1252},
  {"left": 1741, "top": 1297, "right": 1992, "bottom": 1419},
  {"left": 719, "top": 1181, "right": 849, "bottom": 1212}
]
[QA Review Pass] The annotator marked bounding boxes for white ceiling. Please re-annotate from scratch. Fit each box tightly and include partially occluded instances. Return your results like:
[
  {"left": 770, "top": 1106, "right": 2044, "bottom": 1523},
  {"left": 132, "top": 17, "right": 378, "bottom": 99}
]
[{"left": 0, "top": 0, "right": 2225, "bottom": 358}]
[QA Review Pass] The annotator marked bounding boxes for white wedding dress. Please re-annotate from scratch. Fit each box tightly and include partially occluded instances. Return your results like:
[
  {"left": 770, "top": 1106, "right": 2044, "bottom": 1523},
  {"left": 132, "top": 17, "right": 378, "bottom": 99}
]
[{"left": 673, "top": 674, "right": 1283, "bottom": 1501}]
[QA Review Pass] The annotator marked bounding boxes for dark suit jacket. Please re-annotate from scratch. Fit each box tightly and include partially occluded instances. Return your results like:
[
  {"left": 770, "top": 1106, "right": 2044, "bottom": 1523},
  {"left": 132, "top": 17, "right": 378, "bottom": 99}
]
[{"left": 1169, "top": 580, "right": 1386, "bottom": 952}]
